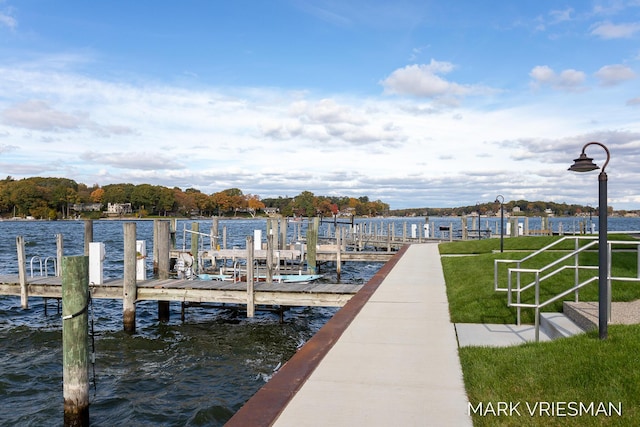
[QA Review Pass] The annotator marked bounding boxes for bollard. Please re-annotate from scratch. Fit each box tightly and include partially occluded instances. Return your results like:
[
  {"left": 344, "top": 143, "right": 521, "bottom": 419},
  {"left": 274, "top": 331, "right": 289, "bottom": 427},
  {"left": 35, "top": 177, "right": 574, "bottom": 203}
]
[{"left": 62, "top": 255, "right": 90, "bottom": 427}]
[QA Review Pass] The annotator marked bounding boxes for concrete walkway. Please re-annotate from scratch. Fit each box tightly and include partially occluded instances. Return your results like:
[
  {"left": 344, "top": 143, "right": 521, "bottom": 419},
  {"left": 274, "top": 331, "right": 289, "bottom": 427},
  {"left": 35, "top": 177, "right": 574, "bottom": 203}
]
[{"left": 227, "top": 243, "right": 472, "bottom": 426}]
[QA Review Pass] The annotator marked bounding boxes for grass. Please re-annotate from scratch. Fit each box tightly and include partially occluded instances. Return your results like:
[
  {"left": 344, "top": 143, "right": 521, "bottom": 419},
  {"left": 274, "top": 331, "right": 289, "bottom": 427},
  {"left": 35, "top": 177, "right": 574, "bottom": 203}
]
[
  {"left": 440, "top": 234, "right": 640, "bottom": 324},
  {"left": 441, "top": 235, "right": 640, "bottom": 426}
]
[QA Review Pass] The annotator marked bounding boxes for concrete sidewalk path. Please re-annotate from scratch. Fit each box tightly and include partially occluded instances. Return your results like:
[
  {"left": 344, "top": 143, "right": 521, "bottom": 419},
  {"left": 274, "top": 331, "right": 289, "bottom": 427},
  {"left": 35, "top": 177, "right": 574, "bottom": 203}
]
[{"left": 268, "top": 243, "right": 472, "bottom": 426}]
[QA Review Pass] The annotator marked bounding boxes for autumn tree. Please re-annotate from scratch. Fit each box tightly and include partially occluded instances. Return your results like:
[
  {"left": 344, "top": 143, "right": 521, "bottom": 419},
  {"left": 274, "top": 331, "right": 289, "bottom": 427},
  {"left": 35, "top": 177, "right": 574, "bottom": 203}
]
[{"left": 245, "top": 194, "right": 265, "bottom": 218}]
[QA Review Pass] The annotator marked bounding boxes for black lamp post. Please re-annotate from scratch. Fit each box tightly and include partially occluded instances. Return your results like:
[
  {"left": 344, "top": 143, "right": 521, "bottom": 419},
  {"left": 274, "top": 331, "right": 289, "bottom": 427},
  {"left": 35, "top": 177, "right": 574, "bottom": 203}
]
[
  {"left": 495, "top": 195, "right": 504, "bottom": 253},
  {"left": 569, "top": 142, "right": 610, "bottom": 340}
]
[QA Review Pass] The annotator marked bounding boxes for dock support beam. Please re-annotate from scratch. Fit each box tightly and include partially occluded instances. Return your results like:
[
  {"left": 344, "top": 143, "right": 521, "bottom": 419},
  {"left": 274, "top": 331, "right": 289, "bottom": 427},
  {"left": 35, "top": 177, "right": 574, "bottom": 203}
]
[
  {"left": 246, "top": 236, "right": 255, "bottom": 317},
  {"left": 157, "top": 220, "right": 171, "bottom": 322},
  {"left": 123, "top": 222, "right": 137, "bottom": 333},
  {"left": 62, "top": 255, "right": 90, "bottom": 427},
  {"left": 16, "top": 236, "right": 28, "bottom": 309}
]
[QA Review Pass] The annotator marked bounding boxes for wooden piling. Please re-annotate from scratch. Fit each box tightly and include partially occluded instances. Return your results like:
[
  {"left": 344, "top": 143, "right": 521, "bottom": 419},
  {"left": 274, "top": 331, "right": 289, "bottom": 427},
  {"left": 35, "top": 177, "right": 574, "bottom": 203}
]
[
  {"left": 306, "top": 218, "right": 318, "bottom": 274},
  {"left": 246, "top": 236, "right": 255, "bottom": 317},
  {"left": 152, "top": 219, "right": 159, "bottom": 275},
  {"left": 157, "top": 221, "right": 170, "bottom": 322},
  {"left": 212, "top": 217, "right": 219, "bottom": 249},
  {"left": 191, "top": 222, "right": 199, "bottom": 274},
  {"left": 56, "top": 234, "right": 64, "bottom": 276},
  {"left": 170, "top": 218, "right": 177, "bottom": 249},
  {"left": 61, "top": 255, "right": 90, "bottom": 427},
  {"left": 16, "top": 236, "right": 28, "bottom": 309},
  {"left": 279, "top": 217, "right": 287, "bottom": 250},
  {"left": 123, "top": 222, "right": 137, "bottom": 333},
  {"left": 266, "top": 234, "right": 274, "bottom": 284},
  {"left": 83, "top": 220, "right": 93, "bottom": 257}
]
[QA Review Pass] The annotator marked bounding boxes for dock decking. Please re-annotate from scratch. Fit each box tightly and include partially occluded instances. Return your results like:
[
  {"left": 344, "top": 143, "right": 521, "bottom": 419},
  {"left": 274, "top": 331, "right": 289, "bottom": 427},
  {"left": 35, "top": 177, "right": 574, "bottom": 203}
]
[{"left": 0, "top": 275, "right": 362, "bottom": 308}]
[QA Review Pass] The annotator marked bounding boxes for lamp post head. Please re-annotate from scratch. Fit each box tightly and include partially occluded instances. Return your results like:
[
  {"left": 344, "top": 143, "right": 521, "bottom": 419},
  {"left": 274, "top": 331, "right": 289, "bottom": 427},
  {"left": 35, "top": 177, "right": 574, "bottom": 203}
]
[
  {"left": 495, "top": 194, "right": 504, "bottom": 204},
  {"left": 569, "top": 152, "right": 600, "bottom": 172}
]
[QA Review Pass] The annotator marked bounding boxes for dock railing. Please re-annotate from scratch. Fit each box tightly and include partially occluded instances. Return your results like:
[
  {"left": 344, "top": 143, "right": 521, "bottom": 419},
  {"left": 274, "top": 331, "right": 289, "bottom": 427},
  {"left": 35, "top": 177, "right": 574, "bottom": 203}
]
[{"left": 494, "top": 236, "right": 640, "bottom": 341}]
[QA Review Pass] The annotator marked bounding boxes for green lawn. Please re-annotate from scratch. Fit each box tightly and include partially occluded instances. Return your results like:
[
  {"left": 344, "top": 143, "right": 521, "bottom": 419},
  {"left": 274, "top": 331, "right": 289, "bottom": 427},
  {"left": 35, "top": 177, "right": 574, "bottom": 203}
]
[{"left": 440, "top": 235, "right": 640, "bottom": 426}]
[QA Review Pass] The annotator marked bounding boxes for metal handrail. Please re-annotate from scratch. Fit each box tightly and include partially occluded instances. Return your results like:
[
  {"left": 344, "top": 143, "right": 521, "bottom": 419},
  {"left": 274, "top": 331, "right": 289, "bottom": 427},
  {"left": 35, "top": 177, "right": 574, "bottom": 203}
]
[
  {"left": 500, "top": 238, "right": 640, "bottom": 341},
  {"left": 494, "top": 236, "right": 598, "bottom": 291}
]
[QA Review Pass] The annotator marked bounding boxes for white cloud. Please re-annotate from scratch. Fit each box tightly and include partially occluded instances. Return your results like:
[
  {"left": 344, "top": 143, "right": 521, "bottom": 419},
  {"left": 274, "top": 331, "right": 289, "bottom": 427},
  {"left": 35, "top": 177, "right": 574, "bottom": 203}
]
[
  {"left": 0, "top": 7, "right": 16, "bottom": 30},
  {"left": 529, "top": 65, "right": 587, "bottom": 91},
  {"left": 380, "top": 60, "right": 493, "bottom": 99},
  {"left": 591, "top": 21, "right": 640, "bottom": 39},
  {"left": 595, "top": 64, "right": 637, "bottom": 86},
  {"left": 1, "top": 100, "right": 83, "bottom": 131}
]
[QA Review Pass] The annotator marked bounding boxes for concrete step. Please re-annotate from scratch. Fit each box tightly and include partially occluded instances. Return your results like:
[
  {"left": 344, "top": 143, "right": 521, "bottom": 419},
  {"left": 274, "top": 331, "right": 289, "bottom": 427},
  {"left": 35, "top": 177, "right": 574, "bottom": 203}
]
[
  {"left": 540, "top": 312, "right": 587, "bottom": 339},
  {"left": 563, "top": 301, "right": 598, "bottom": 331}
]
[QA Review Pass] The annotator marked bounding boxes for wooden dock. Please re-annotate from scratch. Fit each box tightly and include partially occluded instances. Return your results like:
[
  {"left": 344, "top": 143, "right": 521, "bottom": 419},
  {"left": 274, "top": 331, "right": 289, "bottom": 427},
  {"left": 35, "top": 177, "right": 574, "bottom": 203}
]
[{"left": 0, "top": 275, "right": 362, "bottom": 308}]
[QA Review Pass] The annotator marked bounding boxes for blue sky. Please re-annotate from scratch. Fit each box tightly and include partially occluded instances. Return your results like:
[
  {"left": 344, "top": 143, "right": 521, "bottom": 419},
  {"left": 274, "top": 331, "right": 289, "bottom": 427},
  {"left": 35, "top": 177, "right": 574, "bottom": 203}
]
[{"left": 1, "top": 1, "right": 639, "bottom": 210}]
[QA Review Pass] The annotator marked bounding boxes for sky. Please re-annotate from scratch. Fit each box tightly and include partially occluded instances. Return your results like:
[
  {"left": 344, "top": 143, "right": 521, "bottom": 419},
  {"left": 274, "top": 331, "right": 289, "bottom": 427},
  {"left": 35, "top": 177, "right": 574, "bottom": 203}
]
[{"left": 0, "top": 1, "right": 639, "bottom": 210}]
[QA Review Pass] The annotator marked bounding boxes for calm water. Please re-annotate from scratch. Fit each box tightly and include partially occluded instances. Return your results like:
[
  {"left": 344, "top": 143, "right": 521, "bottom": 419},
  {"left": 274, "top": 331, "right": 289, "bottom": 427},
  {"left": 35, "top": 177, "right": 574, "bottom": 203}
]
[{"left": 1, "top": 216, "right": 638, "bottom": 426}]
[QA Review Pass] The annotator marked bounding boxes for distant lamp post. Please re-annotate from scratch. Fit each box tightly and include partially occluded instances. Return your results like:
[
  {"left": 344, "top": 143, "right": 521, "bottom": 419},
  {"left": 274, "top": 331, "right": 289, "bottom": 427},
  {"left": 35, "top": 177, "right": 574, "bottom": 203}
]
[
  {"left": 495, "top": 195, "right": 505, "bottom": 253},
  {"left": 569, "top": 141, "right": 610, "bottom": 340}
]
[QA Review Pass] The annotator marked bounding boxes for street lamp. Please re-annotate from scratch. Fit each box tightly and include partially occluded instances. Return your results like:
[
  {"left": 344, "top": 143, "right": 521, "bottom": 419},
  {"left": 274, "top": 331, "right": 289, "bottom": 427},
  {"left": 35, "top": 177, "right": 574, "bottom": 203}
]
[
  {"left": 569, "top": 141, "right": 610, "bottom": 340},
  {"left": 495, "top": 195, "right": 504, "bottom": 253}
]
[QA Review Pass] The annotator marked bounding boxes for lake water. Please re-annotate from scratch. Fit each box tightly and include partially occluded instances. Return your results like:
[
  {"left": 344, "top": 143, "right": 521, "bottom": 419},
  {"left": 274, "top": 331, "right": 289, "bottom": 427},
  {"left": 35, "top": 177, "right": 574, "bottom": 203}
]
[
  {"left": 0, "top": 218, "right": 382, "bottom": 427},
  {"left": 1, "top": 215, "right": 638, "bottom": 426}
]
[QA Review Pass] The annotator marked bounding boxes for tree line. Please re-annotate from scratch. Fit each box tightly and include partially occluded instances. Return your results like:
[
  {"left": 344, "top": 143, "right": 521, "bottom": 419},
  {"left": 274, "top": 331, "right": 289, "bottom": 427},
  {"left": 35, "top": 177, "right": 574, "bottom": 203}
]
[{"left": 0, "top": 176, "right": 390, "bottom": 220}]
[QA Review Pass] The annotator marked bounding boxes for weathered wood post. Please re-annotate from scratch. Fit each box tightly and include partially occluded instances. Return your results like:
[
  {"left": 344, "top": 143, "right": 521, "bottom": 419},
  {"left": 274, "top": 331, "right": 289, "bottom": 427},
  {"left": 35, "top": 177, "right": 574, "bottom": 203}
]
[
  {"left": 152, "top": 219, "right": 159, "bottom": 275},
  {"left": 306, "top": 217, "right": 318, "bottom": 274},
  {"left": 246, "top": 236, "right": 255, "bottom": 317},
  {"left": 123, "top": 222, "right": 137, "bottom": 333},
  {"left": 16, "top": 236, "right": 28, "bottom": 309},
  {"left": 170, "top": 218, "right": 177, "bottom": 249},
  {"left": 191, "top": 222, "right": 199, "bottom": 274},
  {"left": 222, "top": 225, "right": 228, "bottom": 249},
  {"left": 61, "top": 255, "right": 89, "bottom": 427},
  {"left": 279, "top": 217, "right": 287, "bottom": 250},
  {"left": 83, "top": 220, "right": 93, "bottom": 257},
  {"left": 461, "top": 216, "right": 468, "bottom": 240},
  {"left": 266, "top": 233, "right": 274, "bottom": 284},
  {"left": 57, "top": 234, "right": 64, "bottom": 276},
  {"left": 212, "top": 217, "right": 219, "bottom": 249},
  {"left": 157, "top": 220, "right": 171, "bottom": 322},
  {"left": 403, "top": 222, "right": 407, "bottom": 242}
]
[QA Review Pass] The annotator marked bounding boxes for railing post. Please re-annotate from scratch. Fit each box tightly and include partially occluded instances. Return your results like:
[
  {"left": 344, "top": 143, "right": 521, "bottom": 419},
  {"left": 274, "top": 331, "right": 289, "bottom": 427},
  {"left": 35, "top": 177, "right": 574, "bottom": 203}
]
[{"left": 574, "top": 237, "right": 580, "bottom": 302}]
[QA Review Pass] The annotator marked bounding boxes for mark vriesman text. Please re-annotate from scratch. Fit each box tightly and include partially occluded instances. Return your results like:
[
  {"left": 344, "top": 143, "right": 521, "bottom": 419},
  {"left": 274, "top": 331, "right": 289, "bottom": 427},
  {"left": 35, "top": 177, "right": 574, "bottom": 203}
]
[{"left": 468, "top": 401, "right": 622, "bottom": 417}]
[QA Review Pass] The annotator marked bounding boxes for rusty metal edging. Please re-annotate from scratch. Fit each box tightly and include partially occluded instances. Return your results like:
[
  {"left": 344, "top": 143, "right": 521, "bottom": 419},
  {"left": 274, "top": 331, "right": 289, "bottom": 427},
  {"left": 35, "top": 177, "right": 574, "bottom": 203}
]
[{"left": 225, "top": 244, "right": 410, "bottom": 427}]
